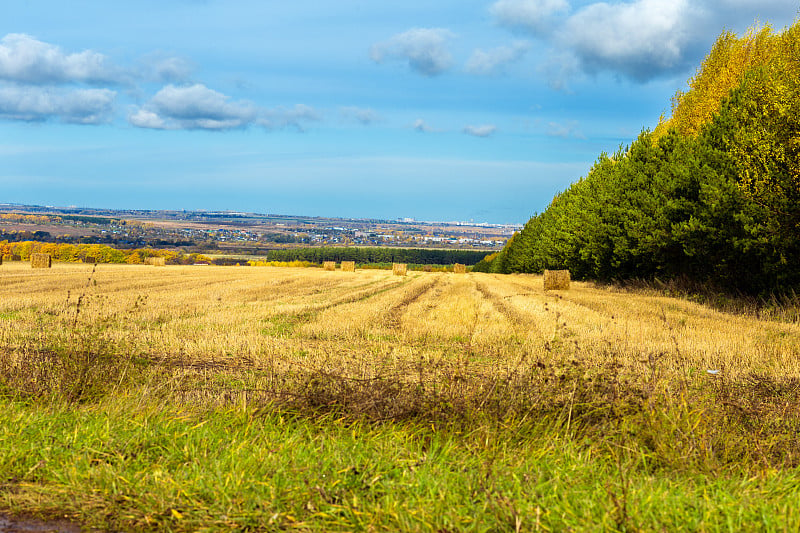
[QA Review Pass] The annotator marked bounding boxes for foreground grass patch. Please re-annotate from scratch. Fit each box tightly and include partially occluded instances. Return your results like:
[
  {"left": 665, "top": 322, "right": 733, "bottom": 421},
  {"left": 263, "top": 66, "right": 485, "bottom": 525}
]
[{"left": 1, "top": 395, "right": 800, "bottom": 532}]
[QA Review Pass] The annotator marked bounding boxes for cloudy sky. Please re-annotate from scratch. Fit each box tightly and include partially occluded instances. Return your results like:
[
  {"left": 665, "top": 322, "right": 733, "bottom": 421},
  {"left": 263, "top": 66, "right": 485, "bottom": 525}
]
[{"left": 1, "top": 1, "right": 797, "bottom": 223}]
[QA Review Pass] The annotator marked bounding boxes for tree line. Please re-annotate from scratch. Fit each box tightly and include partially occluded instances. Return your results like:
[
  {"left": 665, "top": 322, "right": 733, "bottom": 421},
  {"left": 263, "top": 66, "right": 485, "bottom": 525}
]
[
  {"left": 0, "top": 241, "right": 211, "bottom": 265},
  {"left": 1, "top": 241, "right": 485, "bottom": 267},
  {"left": 260, "top": 247, "right": 487, "bottom": 266},
  {"left": 476, "top": 22, "right": 800, "bottom": 295}
]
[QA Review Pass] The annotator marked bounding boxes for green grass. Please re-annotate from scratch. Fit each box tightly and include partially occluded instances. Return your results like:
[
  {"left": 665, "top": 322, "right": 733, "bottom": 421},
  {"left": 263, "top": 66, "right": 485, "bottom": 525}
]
[{"left": 2, "top": 391, "right": 800, "bottom": 532}]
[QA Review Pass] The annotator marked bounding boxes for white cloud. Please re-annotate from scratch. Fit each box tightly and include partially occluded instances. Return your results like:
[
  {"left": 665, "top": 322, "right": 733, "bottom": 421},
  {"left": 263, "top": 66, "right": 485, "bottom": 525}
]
[
  {"left": 0, "top": 33, "right": 123, "bottom": 85},
  {"left": 490, "top": 0, "right": 570, "bottom": 35},
  {"left": 560, "top": 0, "right": 699, "bottom": 81},
  {"left": 463, "top": 124, "right": 497, "bottom": 137},
  {"left": 128, "top": 108, "right": 168, "bottom": 129},
  {"left": 370, "top": 28, "right": 456, "bottom": 76},
  {"left": 130, "top": 84, "right": 321, "bottom": 132},
  {"left": 490, "top": 0, "right": 797, "bottom": 83},
  {"left": 339, "top": 106, "right": 381, "bottom": 125},
  {"left": 0, "top": 86, "right": 115, "bottom": 124},
  {"left": 466, "top": 41, "right": 531, "bottom": 75},
  {"left": 130, "top": 84, "right": 257, "bottom": 130}
]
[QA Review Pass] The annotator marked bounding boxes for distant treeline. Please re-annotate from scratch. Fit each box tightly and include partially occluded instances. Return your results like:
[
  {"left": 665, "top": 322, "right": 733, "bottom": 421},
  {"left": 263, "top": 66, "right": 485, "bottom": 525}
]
[
  {"left": 0, "top": 241, "right": 211, "bottom": 265},
  {"left": 261, "top": 247, "right": 487, "bottom": 265},
  {"left": 477, "top": 23, "right": 800, "bottom": 295},
  {"left": 1, "top": 241, "right": 485, "bottom": 267},
  {"left": 0, "top": 212, "right": 117, "bottom": 225}
]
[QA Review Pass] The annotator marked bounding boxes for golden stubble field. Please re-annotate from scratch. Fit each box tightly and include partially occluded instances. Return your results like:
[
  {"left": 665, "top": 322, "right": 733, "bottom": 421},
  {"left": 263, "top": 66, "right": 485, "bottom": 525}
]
[{"left": 1, "top": 261, "right": 798, "bottom": 391}]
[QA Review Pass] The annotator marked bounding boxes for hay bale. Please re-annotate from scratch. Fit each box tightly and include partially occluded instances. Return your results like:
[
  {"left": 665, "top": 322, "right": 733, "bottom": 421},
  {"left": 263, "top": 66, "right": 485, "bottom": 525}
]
[
  {"left": 31, "top": 253, "right": 52, "bottom": 269},
  {"left": 453, "top": 263, "right": 466, "bottom": 274},
  {"left": 83, "top": 256, "right": 96, "bottom": 264},
  {"left": 392, "top": 263, "right": 407, "bottom": 276},
  {"left": 0, "top": 255, "right": 3, "bottom": 265},
  {"left": 11, "top": 255, "right": 21, "bottom": 262},
  {"left": 146, "top": 257, "right": 165, "bottom": 266},
  {"left": 341, "top": 261, "right": 356, "bottom": 272},
  {"left": 423, "top": 265, "right": 433, "bottom": 272},
  {"left": 323, "top": 261, "right": 336, "bottom": 271},
  {"left": 543, "top": 269, "right": 570, "bottom": 290}
]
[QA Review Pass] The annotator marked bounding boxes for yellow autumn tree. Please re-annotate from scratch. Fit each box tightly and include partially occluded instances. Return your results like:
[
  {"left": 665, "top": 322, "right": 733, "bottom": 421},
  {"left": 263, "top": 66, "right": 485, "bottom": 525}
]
[{"left": 655, "top": 24, "right": 780, "bottom": 139}]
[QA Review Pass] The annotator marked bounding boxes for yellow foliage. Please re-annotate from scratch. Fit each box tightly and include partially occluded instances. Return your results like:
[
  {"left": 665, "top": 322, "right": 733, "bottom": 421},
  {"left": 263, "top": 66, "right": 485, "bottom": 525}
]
[{"left": 656, "top": 25, "right": 780, "bottom": 139}]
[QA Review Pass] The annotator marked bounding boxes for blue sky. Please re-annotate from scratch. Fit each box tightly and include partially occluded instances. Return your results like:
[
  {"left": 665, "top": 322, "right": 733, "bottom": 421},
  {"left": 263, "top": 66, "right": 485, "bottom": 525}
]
[{"left": 1, "top": 1, "right": 797, "bottom": 223}]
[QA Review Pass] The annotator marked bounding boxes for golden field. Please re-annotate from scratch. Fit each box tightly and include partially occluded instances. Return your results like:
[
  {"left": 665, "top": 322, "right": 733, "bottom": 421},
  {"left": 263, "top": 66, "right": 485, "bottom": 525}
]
[{"left": 1, "top": 261, "right": 797, "bottom": 390}]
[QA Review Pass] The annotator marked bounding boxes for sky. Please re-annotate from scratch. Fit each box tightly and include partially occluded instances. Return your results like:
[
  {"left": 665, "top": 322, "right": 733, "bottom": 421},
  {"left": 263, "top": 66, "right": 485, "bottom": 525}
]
[{"left": 1, "top": 1, "right": 797, "bottom": 224}]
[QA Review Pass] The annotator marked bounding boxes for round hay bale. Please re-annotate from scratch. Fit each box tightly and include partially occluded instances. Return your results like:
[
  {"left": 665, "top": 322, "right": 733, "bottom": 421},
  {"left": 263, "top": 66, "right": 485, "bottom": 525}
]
[
  {"left": 543, "top": 269, "right": 570, "bottom": 290},
  {"left": 31, "top": 253, "right": 52, "bottom": 269}
]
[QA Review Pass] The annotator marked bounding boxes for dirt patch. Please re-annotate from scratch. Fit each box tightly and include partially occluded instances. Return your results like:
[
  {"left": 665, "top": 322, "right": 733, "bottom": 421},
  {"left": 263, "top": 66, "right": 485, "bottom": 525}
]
[{"left": 0, "top": 514, "right": 85, "bottom": 533}]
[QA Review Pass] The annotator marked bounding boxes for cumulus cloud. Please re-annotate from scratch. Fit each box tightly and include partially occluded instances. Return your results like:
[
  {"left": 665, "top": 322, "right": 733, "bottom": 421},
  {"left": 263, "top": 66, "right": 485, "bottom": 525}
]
[
  {"left": 463, "top": 124, "right": 497, "bottom": 137},
  {"left": 130, "top": 84, "right": 321, "bottom": 132},
  {"left": 370, "top": 28, "right": 456, "bottom": 76},
  {"left": 129, "top": 84, "right": 257, "bottom": 130},
  {"left": 128, "top": 108, "right": 167, "bottom": 129},
  {"left": 0, "top": 86, "right": 115, "bottom": 124},
  {"left": 0, "top": 33, "right": 124, "bottom": 85},
  {"left": 466, "top": 41, "right": 531, "bottom": 75},
  {"left": 559, "top": 0, "right": 700, "bottom": 81},
  {"left": 0, "top": 34, "right": 325, "bottom": 131},
  {"left": 339, "top": 106, "right": 381, "bottom": 125},
  {"left": 490, "top": 0, "right": 570, "bottom": 35},
  {"left": 490, "top": 0, "right": 797, "bottom": 83}
]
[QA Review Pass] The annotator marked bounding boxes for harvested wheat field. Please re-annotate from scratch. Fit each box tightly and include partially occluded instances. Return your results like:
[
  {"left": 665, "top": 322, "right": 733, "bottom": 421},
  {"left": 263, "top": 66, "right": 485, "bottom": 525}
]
[
  {"left": 1, "top": 262, "right": 796, "bottom": 379},
  {"left": 1, "top": 262, "right": 800, "bottom": 531}
]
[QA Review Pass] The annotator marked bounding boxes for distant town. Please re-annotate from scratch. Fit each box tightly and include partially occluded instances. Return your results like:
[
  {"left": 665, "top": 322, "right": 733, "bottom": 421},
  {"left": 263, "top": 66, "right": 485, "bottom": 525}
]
[{"left": 0, "top": 204, "right": 520, "bottom": 256}]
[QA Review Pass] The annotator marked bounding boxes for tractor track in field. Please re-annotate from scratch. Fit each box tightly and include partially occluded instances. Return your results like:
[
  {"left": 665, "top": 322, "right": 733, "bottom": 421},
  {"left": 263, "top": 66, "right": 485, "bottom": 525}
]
[
  {"left": 473, "top": 279, "right": 555, "bottom": 344},
  {"left": 267, "top": 277, "right": 409, "bottom": 328},
  {"left": 384, "top": 276, "right": 441, "bottom": 330},
  {"left": 474, "top": 280, "right": 530, "bottom": 331}
]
